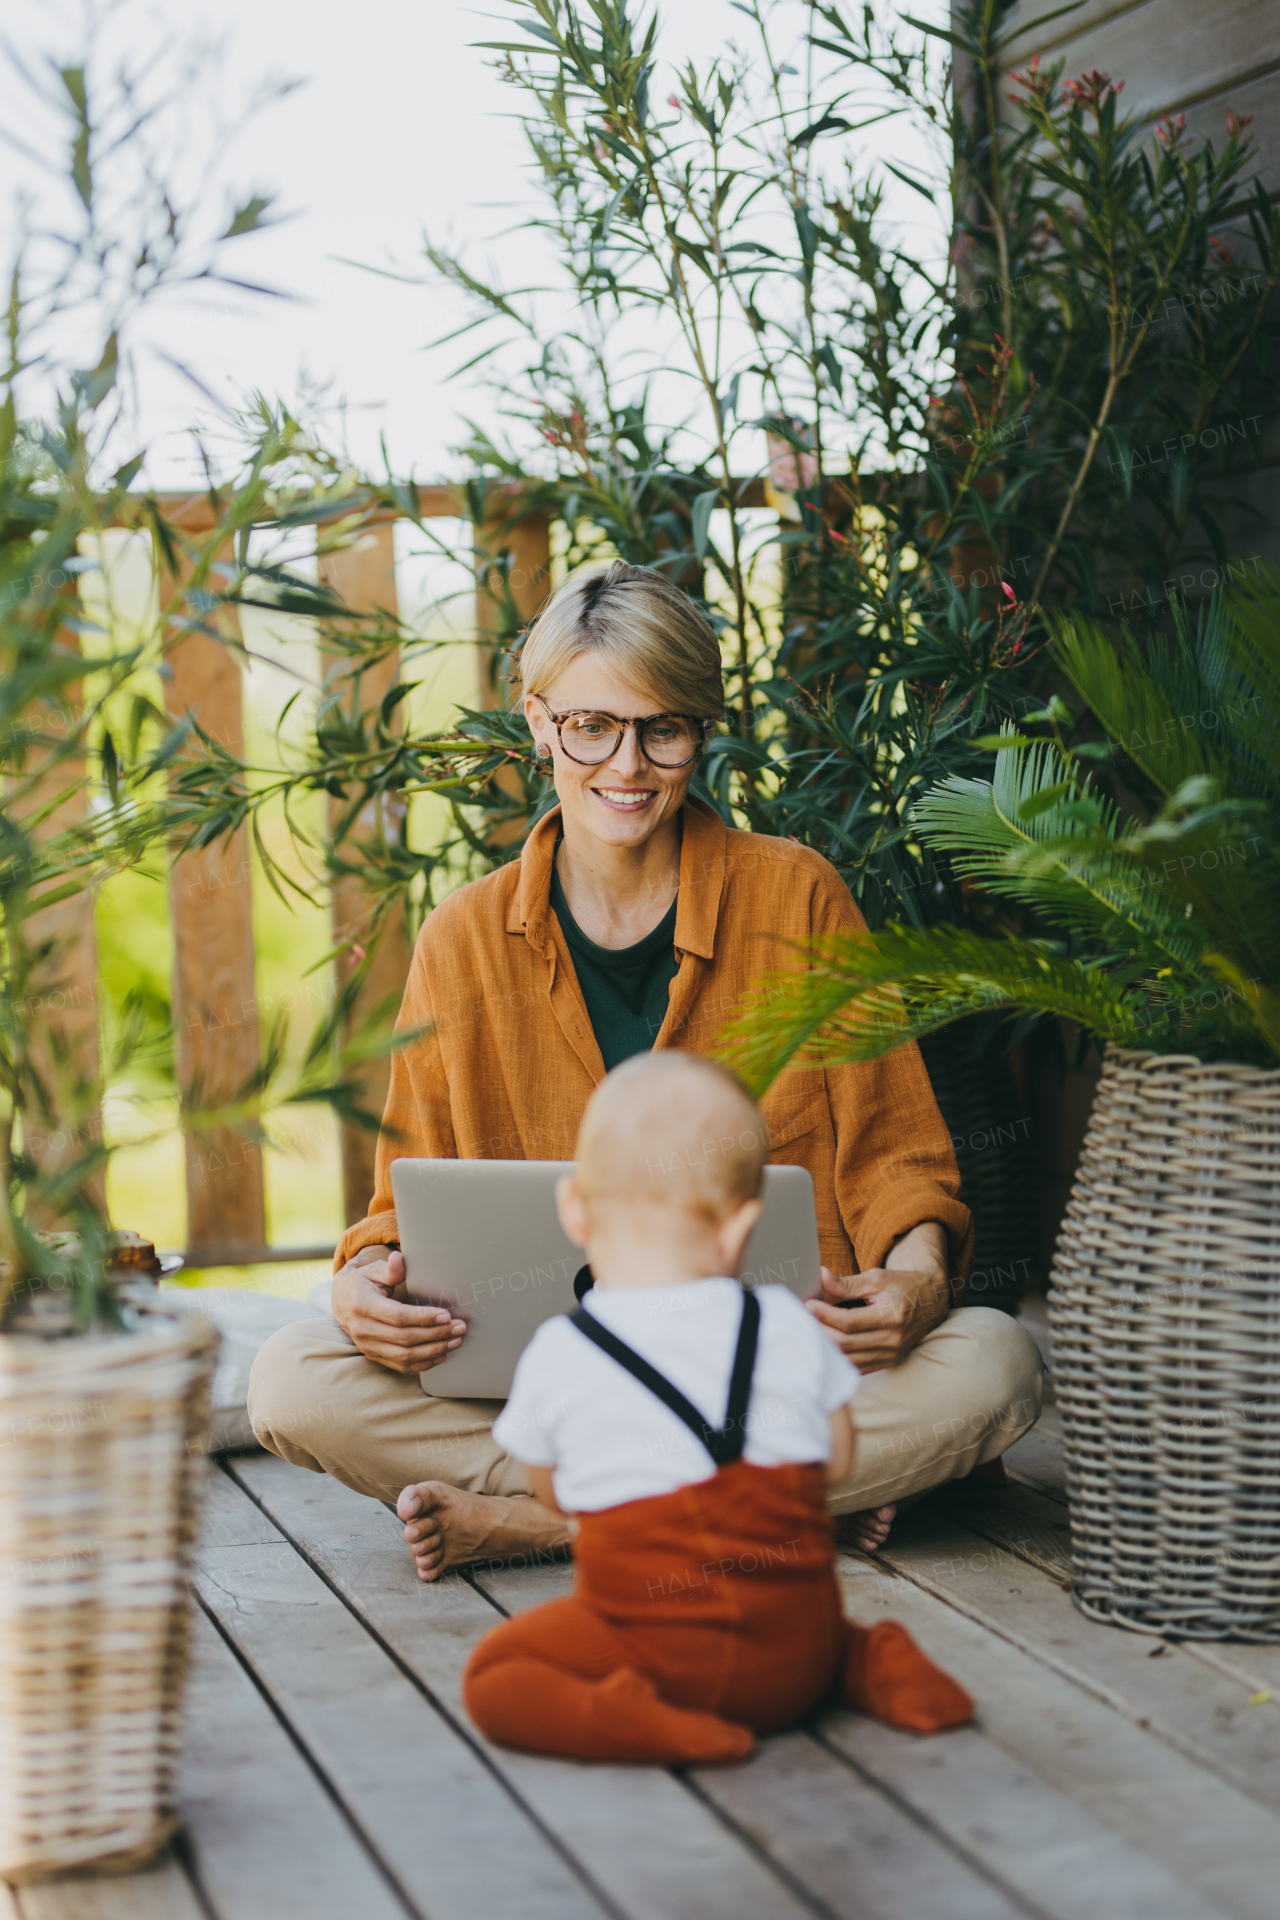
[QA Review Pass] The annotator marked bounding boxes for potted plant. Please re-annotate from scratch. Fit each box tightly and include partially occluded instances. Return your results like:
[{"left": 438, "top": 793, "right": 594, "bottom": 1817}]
[
  {"left": 0, "top": 38, "right": 405, "bottom": 1875},
  {"left": 720, "top": 569, "right": 1280, "bottom": 1637},
  {"left": 356, "top": 0, "right": 1276, "bottom": 1306}
]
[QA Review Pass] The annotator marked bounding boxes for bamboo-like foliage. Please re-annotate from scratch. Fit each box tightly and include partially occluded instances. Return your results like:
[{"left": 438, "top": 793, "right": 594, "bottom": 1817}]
[
  {"left": 0, "top": 46, "right": 421, "bottom": 1321},
  {"left": 717, "top": 573, "right": 1280, "bottom": 1093},
  {"left": 408, "top": 0, "right": 1278, "bottom": 933}
]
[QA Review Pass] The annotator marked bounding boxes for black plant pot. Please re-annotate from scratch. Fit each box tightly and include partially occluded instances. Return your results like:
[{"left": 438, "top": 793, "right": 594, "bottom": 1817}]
[{"left": 917, "top": 1018, "right": 1037, "bottom": 1313}]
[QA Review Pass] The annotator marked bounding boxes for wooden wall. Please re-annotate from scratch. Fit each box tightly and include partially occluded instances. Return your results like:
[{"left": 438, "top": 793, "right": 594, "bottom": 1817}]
[
  {"left": 990, "top": 0, "right": 1280, "bottom": 1279},
  {"left": 996, "top": 0, "right": 1280, "bottom": 582}
]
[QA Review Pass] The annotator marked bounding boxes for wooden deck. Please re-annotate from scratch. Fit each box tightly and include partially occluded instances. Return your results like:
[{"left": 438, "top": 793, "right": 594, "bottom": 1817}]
[{"left": 9, "top": 1309, "right": 1280, "bottom": 1920}]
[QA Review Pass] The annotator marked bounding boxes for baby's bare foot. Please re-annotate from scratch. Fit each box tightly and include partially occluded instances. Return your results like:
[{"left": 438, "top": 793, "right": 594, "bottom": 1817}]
[
  {"left": 395, "top": 1481, "right": 570, "bottom": 1583},
  {"left": 844, "top": 1504, "right": 897, "bottom": 1553}
]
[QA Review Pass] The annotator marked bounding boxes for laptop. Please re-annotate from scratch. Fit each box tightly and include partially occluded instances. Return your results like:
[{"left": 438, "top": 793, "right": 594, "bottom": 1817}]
[{"left": 389, "top": 1158, "right": 823, "bottom": 1399}]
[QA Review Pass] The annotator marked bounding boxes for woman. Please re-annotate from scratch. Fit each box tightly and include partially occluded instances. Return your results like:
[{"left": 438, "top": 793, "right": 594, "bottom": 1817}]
[{"left": 248, "top": 560, "right": 1041, "bottom": 1580}]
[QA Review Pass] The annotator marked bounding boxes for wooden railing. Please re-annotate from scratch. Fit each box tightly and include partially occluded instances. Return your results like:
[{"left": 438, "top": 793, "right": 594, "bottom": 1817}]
[{"left": 68, "top": 492, "right": 553, "bottom": 1265}]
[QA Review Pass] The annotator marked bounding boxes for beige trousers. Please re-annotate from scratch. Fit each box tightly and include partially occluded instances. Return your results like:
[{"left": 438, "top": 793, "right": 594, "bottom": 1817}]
[{"left": 247, "top": 1305, "right": 1043, "bottom": 1515}]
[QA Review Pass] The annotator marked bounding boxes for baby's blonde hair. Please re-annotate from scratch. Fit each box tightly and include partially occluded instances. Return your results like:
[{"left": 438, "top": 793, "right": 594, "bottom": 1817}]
[
  {"left": 576, "top": 1052, "right": 766, "bottom": 1223},
  {"left": 515, "top": 559, "right": 725, "bottom": 720}
]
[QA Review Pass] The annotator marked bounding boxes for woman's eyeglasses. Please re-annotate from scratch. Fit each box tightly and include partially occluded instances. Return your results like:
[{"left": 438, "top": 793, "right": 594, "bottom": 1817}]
[{"left": 536, "top": 696, "right": 711, "bottom": 768}]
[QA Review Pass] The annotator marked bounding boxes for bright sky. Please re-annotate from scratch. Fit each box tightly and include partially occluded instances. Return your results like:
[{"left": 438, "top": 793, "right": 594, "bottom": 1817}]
[{"left": 3, "top": 0, "right": 944, "bottom": 492}]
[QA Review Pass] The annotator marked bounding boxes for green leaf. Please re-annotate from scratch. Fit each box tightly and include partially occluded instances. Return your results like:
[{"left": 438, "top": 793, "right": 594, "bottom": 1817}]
[
  {"left": 59, "top": 67, "right": 92, "bottom": 208},
  {"left": 794, "top": 113, "right": 851, "bottom": 150},
  {"left": 692, "top": 489, "right": 719, "bottom": 559},
  {"left": 815, "top": 341, "right": 844, "bottom": 398},
  {"left": 1018, "top": 781, "right": 1073, "bottom": 820},
  {"left": 881, "top": 160, "right": 935, "bottom": 203},
  {"left": 221, "top": 195, "right": 277, "bottom": 241},
  {"left": 100, "top": 729, "right": 118, "bottom": 805}
]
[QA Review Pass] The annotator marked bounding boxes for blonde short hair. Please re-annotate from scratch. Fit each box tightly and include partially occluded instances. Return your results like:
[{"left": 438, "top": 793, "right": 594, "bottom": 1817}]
[{"left": 515, "top": 559, "right": 725, "bottom": 720}]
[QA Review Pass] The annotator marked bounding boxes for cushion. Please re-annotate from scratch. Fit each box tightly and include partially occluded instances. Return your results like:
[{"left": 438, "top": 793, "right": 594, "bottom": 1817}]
[{"left": 161, "top": 1286, "right": 326, "bottom": 1454}]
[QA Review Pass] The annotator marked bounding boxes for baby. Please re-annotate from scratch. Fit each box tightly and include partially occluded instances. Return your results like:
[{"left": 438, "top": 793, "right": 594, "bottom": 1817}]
[{"left": 463, "top": 1051, "right": 972, "bottom": 1765}]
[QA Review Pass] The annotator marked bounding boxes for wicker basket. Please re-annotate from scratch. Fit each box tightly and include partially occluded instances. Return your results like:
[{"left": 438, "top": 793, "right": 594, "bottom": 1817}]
[
  {"left": 0, "top": 1305, "right": 219, "bottom": 1879},
  {"left": 1049, "top": 1047, "right": 1280, "bottom": 1640}
]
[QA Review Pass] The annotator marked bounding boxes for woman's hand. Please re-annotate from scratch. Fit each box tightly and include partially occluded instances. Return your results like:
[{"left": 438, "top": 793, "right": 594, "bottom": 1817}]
[
  {"left": 331, "top": 1245, "right": 467, "bottom": 1375},
  {"left": 806, "top": 1222, "right": 952, "bottom": 1373}
]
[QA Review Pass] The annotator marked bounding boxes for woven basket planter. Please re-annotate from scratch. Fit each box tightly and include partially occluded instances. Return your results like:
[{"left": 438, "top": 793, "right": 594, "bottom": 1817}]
[
  {"left": 0, "top": 1305, "right": 219, "bottom": 1879},
  {"left": 1049, "top": 1047, "right": 1280, "bottom": 1640}
]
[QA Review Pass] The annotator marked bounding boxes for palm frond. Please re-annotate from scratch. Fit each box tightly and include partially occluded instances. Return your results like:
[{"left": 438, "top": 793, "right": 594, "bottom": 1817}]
[
  {"left": 714, "top": 924, "right": 1153, "bottom": 1096},
  {"left": 1051, "top": 612, "right": 1230, "bottom": 802},
  {"left": 913, "top": 733, "right": 1202, "bottom": 968},
  {"left": 1221, "top": 568, "right": 1280, "bottom": 794},
  {"left": 913, "top": 734, "right": 1116, "bottom": 863}
]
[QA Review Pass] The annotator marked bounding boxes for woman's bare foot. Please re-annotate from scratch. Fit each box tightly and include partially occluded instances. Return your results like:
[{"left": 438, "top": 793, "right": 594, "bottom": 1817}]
[
  {"left": 396, "top": 1481, "right": 571, "bottom": 1583},
  {"left": 844, "top": 1504, "right": 897, "bottom": 1553}
]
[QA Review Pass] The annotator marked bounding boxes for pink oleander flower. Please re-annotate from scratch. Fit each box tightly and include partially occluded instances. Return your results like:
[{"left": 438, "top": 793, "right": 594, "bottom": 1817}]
[
  {"left": 1155, "top": 113, "right": 1186, "bottom": 143},
  {"left": 1227, "top": 110, "right": 1255, "bottom": 138},
  {"left": 1062, "top": 71, "right": 1123, "bottom": 111},
  {"left": 1001, "top": 581, "right": 1016, "bottom": 600},
  {"left": 1008, "top": 54, "right": 1050, "bottom": 105}
]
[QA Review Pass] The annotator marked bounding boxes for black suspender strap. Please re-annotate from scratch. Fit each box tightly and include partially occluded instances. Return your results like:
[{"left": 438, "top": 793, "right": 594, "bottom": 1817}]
[{"left": 569, "top": 1287, "right": 760, "bottom": 1468}]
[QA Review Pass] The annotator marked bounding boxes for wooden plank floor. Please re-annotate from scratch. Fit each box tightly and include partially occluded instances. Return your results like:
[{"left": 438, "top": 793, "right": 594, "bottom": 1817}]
[{"left": 10, "top": 1307, "right": 1280, "bottom": 1919}]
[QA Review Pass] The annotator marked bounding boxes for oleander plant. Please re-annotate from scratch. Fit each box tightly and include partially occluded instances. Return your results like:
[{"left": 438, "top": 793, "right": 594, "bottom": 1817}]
[{"left": 717, "top": 570, "right": 1280, "bottom": 1089}]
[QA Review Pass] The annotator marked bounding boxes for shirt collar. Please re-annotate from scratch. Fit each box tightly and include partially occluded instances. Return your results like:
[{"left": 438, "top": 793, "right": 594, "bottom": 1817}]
[{"left": 510, "top": 795, "right": 727, "bottom": 960}]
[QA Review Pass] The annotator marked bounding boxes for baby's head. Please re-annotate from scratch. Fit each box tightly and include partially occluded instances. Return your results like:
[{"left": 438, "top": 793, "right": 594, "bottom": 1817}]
[{"left": 557, "top": 1053, "right": 767, "bottom": 1289}]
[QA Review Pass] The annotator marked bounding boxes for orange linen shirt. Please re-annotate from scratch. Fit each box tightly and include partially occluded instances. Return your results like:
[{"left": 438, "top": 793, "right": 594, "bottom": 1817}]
[{"left": 335, "top": 797, "right": 972, "bottom": 1280}]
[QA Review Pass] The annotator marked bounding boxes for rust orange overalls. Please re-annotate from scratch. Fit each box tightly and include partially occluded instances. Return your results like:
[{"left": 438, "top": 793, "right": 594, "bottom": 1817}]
[{"left": 463, "top": 1290, "right": 973, "bottom": 1763}]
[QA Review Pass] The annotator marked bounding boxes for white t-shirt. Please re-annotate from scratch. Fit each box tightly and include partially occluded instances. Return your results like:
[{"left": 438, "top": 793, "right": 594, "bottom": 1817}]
[{"left": 492, "top": 1277, "right": 859, "bottom": 1513}]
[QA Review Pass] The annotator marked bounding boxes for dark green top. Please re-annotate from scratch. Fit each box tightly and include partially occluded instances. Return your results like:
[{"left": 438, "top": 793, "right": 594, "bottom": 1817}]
[{"left": 549, "top": 867, "right": 680, "bottom": 1071}]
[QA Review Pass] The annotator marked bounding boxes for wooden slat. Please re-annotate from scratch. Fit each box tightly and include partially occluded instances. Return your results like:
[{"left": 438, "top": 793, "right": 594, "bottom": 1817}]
[
  {"left": 12, "top": 1852, "right": 204, "bottom": 1920},
  {"left": 924, "top": 1476, "right": 1075, "bottom": 1586},
  {"left": 135, "top": 480, "right": 769, "bottom": 539},
  {"left": 317, "top": 525, "right": 413, "bottom": 1228},
  {"left": 1006, "top": 0, "right": 1280, "bottom": 118},
  {"left": 140, "top": 485, "right": 469, "bottom": 537},
  {"left": 229, "top": 1453, "right": 815, "bottom": 1920},
  {"left": 161, "top": 551, "right": 265, "bottom": 1262},
  {"left": 181, "top": 1603, "right": 406, "bottom": 1920},
  {"left": 193, "top": 1467, "right": 601, "bottom": 1920},
  {"left": 470, "top": 1558, "right": 1030, "bottom": 1920},
  {"left": 475, "top": 508, "right": 552, "bottom": 708},
  {"left": 688, "top": 1730, "right": 1030, "bottom": 1920},
  {"left": 1001, "top": 0, "right": 1154, "bottom": 52},
  {"left": 1178, "top": 70, "right": 1280, "bottom": 196},
  {"left": 832, "top": 1551, "right": 1263, "bottom": 1920},
  {"left": 1000, "top": 1408, "right": 1069, "bottom": 1501},
  {"left": 864, "top": 1495, "right": 1280, "bottom": 1825}
]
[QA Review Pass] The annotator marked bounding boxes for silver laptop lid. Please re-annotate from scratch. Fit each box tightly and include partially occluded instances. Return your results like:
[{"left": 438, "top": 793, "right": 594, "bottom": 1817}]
[{"left": 388, "top": 1158, "right": 821, "bottom": 1399}]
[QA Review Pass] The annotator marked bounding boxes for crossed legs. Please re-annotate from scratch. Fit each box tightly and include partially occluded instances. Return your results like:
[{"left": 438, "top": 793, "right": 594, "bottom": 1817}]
[{"left": 248, "top": 1305, "right": 1043, "bottom": 1576}]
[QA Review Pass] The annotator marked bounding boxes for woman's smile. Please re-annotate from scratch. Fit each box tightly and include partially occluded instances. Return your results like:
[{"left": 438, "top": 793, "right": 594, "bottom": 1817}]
[{"left": 592, "top": 785, "right": 657, "bottom": 812}]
